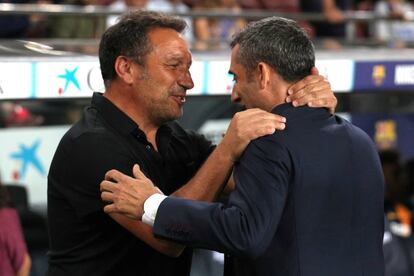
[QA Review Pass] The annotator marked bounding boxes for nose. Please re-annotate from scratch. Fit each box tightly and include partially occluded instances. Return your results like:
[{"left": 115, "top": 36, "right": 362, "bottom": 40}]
[{"left": 179, "top": 69, "right": 194, "bottom": 90}]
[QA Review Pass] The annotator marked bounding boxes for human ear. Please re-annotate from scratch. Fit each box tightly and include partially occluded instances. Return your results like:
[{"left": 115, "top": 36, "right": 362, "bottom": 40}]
[
  {"left": 256, "top": 62, "right": 271, "bottom": 90},
  {"left": 114, "top": 56, "right": 134, "bottom": 85}
]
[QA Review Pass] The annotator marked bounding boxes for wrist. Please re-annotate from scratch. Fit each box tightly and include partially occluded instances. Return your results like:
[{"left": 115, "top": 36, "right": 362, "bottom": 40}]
[{"left": 216, "top": 138, "right": 238, "bottom": 163}]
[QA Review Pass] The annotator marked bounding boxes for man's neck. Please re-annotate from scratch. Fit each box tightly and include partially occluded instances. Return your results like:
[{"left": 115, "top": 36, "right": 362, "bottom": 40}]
[{"left": 103, "top": 88, "right": 160, "bottom": 151}]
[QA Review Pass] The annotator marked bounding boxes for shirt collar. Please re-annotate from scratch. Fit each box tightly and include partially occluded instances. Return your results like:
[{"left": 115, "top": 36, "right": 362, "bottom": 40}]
[
  {"left": 271, "top": 103, "right": 330, "bottom": 122},
  {"left": 91, "top": 92, "right": 174, "bottom": 146},
  {"left": 91, "top": 92, "right": 138, "bottom": 135}
]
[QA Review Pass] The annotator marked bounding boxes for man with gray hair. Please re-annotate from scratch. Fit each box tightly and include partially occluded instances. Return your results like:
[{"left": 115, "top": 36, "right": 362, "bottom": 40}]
[
  {"left": 48, "top": 11, "right": 337, "bottom": 276},
  {"left": 101, "top": 16, "right": 385, "bottom": 276},
  {"left": 101, "top": 17, "right": 384, "bottom": 276}
]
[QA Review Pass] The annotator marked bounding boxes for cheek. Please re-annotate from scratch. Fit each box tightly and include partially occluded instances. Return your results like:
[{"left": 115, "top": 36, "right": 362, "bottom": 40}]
[{"left": 238, "top": 86, "right": 250, "bottom": 99}]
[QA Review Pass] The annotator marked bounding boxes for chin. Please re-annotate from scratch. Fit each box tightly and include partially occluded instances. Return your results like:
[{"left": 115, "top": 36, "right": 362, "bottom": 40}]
[
  {"left": 172, "top": 108, "right": 183, "bottom": 119},
  {"left": 165, "top": 110, "right": 183, "bottom": 122}
]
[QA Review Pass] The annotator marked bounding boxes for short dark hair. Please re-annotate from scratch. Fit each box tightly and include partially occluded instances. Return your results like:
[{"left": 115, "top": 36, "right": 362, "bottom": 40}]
[
  {"left": 230, "top": 17, "right": 315, "bottom": 83},
  {"left": 99, "top": 11, "right": 187, "bottom": 87}
]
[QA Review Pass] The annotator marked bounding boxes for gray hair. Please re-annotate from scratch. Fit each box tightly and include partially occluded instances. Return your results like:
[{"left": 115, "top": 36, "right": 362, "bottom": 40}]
[{"left": 230, "top": 17, "right": 315, "bottom": 82}]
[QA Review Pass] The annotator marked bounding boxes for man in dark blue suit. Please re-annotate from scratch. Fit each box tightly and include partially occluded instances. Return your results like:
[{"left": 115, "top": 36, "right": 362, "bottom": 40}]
[{"left": 101, "top": 17, "right": 385, "bottom": 276}]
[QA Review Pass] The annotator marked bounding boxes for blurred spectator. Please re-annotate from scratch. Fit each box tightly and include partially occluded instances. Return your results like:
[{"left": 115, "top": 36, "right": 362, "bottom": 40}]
[
  {"left": 406, "top": 158, "right": 414, "bottom": 207},
  {"left": 374, "top": 0, "right": 414, "bottom": 48},
  {"left": 238, "top": 0, "right": 316, "bottom": 39},
  {"left": 193, "top": 0, "right": 246, "bottom": 51},
  {"left": 380, "top": 151, "right": 414, "bottom": 276},
  {"left": 106, "top": 0, "right": 148, "bottom": 27},
  {"left": 49, "top": 0, "right": 106, "bottom": 38},
  {"left": 0, "top": 180, "right": 31, "bottom": 276},
  {"left": 0, "top": 103, "right": 7, "bottom": 128},
  {"left": 147, "top": 0, "right": 189, "bottom": 13},
  {"left": 0, "top": 0, "right": 31, "bottom": 38},
  {"left": 1, "top": 102, "right": 43, "bottom": 127},
  {"left": 25, "top": 0, "right": 56, "bottom": 38},
  {"left": 238, "top": 0, "right": 299, "bottom": 12},
  {"left": 6, "top": 184, "right": 49, "bottom": 276},
  {"left": 181, "top": 0, "right": 193, "bottom": 7},
  {"left": 301, "top": 0, "right": 350, "bottom": 49},
  {"left": 383, "top": 216, "right": 413, "bottom": 276},
  {"left": 354, "top": 0, "right": 376, "bottom": 39},
  {"left": 147, "top": 0, "right": 194, "bottom": 44},
  {"left": 380, "top": 150, "right": 413, "bottom": 238}
]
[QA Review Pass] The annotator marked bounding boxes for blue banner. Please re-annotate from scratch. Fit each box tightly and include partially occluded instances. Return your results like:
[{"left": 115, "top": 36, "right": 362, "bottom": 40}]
[{"left": 354, "top": 61, "right": 414, "bottom": 92}]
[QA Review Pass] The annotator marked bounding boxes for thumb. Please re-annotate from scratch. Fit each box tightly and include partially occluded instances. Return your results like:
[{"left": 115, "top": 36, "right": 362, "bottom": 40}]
[
  {"left": 310, "top": 66, "right": 319, "bottom": 75},
  {"left": 132, "top": 164, "right": 146, "bottom": 179}
]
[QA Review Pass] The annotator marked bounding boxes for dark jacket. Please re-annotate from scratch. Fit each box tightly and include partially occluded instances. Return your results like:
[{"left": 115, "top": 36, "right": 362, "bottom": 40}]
[{"left": 154, "top": 104, "right": 385, "bottom": 276}]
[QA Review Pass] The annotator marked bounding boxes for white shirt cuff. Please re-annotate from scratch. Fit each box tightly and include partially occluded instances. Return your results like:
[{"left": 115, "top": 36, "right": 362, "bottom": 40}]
[{"left": 142, "top": 193, "right": 167, "bottom": 226}]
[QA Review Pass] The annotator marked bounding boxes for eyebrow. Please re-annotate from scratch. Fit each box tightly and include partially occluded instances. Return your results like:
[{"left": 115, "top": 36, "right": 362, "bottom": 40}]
[
  {"left": 228, "top": 70, "right": 235, "bottom": 76},
  {"left": 165, "top": 53, "right": 183, "bottom": 60},
  {"left": 165, "top": 53, "right": 192, "bottom": 66}
]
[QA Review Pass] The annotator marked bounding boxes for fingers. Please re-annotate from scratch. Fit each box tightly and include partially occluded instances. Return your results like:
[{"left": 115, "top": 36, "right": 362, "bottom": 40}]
[
  {"left": 103, "top": 203, "right": 135, "bottom": 217},
  {"left": 221, "top": 106, "right": 294, "bottom": 161},
  {"left": 101, "top": 191, "right": 115, "bottom": 202},
  {"left": 257, "top": 117, "right": 285, "bottom": 133},
  {"left": 253, "top": 113, "right": 286, "bottom": 132},
  {"left": 287, "top": 74, "right": 325, "bottom": 98},
  {"left": 103, "top": 204, "right": 140, "bottom": 220},
  {"left": 221, "top": 108, "right": 287, "bottom": 161},
  {"left": 100, "top": 180, "right": 117, "bottom": 192},
  {"left": 307, "top": 97, "right": 337, "bottom": 108},
  {"left": 287, "top": 79, "right": 333, "bottom": 107},
  {"left": 288, "top": 85, "right": 325, "bottom": 106},
  {"left": 106, "top": 165, "right": 147, "bottom": 184},
  {"left": 101, "top": 185, "right": 142, "bottom": 219},
  {"left": 237, "top": 108, "right": 286, "bottom": 124},
  {"left": 105, "top": 169, "right": 128, "bottom": 182},
  {"left": 235, "top": 109, "right": 286, "bottom": 134},
  {"left": 310, "top": 66, "right": 319, "bottom": 75},
  {"left": 254, "top": 125, "right": 279, "bottom": 137},
  {"left": 289, "top": 88, "right": 337, "bottom": 114},
  {"left": 104, "top": 204, "right": 116, "bottom": 214},
  {"left": 308, "top": 97, "right": 338, "bottom": 114},
  {"left": 132, "top": 164, "right": 147, "bottom": 179},
  {"left": 231, "top": 109, "right": 286, "bottom": 139}
]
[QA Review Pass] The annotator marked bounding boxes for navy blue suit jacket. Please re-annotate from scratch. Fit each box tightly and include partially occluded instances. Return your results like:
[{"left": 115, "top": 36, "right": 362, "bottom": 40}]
[{"left": 153, "top": 104, "right": 385, "bottom": 276}]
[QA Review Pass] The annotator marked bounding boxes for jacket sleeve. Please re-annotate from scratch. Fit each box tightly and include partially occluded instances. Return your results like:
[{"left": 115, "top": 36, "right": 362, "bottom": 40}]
[{"left": 153, "top": 136, "right": 292, "bottom": 258}]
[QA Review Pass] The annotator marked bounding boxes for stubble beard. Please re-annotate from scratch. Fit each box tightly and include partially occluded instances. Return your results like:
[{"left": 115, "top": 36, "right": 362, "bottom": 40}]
[{"left": 147, "top": 97, "right": 183, "bottom": 126}]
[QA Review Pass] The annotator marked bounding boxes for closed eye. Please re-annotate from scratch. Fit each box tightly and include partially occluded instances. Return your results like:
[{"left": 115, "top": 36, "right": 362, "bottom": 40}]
[{"left": 168, "top": 63, "right": 179, "bottom": 68}]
